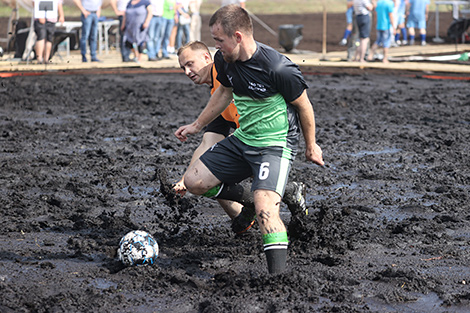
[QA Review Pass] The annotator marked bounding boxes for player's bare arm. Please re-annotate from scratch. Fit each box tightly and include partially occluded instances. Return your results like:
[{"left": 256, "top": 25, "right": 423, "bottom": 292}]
[
  {"left": 175, "top": 85, "right": 233, "bottom": 142},
  {"left": 290, "top": 89, "right": 324, "bottom": 166}
]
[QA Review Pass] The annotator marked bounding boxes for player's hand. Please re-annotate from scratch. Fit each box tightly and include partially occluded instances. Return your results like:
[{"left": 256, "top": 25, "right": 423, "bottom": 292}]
[
  {"left": 172, "top": 179, "right": 187, "bottom": 197},
  {"left": 175, "top": 121, "right": 202, "bottom": 142},
  {"left": 306, "top": 143, "right": 324, "bottom": 166}
]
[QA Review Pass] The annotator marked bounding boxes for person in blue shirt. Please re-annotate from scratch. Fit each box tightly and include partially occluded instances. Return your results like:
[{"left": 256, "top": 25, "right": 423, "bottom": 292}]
[
  {"left": 339, "top": 0, "right": 354, "bottom": 46},
  {"left": 394, "top": 0, "right": 408, "bottom": 45},
  {"left": 368, "top": 0, "right": 395, "bottom": 63},
  {"left": 406, "top": 0, "right": 430, "bottom": 45}
]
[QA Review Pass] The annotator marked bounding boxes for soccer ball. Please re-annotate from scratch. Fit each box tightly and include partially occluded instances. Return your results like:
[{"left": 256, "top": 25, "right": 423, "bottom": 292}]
[{"left": 117, "top": 230, "right": 159, "bottom": 266}]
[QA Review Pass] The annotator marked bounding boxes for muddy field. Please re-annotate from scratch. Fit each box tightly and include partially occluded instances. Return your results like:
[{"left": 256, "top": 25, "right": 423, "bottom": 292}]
[
  {"left": 1, "top": 7, "right": 470, "bottom": 313},
  {"left": 1, "top": 66, "right": 470, "bottom": 312}
]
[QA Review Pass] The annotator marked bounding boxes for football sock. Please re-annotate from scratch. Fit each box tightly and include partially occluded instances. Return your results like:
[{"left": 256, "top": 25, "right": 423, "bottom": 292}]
[
  {"left": 401, "top": 28, "right": 407, "bottom": 41},
  {"left": 202, "top": 184, "right": 222, "bottom": 198},
  {"left": 409, "top": 35, "right": 415, "bottom": 42},
  {"left": 214, "top": 182, "right": 255, "bottom": 208},
  {"left": 395, "top": 33, "right": 400, "bottom": 42},
  {"left": 420, "top": 34, "right": 426, "bottom": 43},
  {"left": 263, "top": 232, "right": 288, "bottom": 274},
  {"left": 342, "top": 29, "right": 351, "bottom": 40}
]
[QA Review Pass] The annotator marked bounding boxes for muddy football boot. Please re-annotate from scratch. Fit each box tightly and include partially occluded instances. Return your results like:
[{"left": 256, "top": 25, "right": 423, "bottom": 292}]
[
  {"left": 231, "top": 206, "right": 256, "bottom": 235},
  {"left": 284, "top": 182, "right": 307, "bottom": 216}
]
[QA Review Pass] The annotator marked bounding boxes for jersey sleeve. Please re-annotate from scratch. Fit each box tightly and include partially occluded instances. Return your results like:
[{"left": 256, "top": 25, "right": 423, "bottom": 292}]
[
  {"left": 270, "top": 55, "right": 308, "bottom": 103},
  {"left": 214, "top": 51, "right": 231, "bottom": 87}
]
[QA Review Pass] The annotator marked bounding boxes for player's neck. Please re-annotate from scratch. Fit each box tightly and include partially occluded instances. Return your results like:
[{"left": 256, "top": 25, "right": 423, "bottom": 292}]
[
  {"left": 202, "top": 63, "right": 213, "bottom": 86},
  {"left": 238, "top": 38, "right": 257, "bottom": 62}
]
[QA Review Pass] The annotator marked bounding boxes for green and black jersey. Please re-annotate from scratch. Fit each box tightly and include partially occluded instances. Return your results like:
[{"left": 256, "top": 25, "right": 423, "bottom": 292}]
[{"left": 214, "top": 42, "right": 308, "bottom": 153}]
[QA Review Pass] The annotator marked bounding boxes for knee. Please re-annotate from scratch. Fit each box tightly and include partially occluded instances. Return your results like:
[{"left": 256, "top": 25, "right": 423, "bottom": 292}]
[{"left": 183, "top": 173, "right": 206, "bottom": 195}]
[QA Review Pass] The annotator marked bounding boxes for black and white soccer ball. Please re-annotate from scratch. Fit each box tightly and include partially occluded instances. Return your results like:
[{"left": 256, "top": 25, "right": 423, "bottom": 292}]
[{"left": 117, "top": 230, "right": 159, "bottom": 266}]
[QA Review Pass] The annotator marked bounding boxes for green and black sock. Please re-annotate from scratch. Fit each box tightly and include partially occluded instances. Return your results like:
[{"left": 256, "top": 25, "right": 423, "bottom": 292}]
[
  {"left": 203, "top": 182, "right": 254, "bottom": 208},
  {"left": 263, "top": 232, "right": 288, "bottom": 274}
]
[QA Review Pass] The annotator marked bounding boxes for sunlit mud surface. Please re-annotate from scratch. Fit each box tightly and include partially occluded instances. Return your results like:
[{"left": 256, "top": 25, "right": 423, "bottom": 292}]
[{"left": 1, "top": 70, "right": 469, "bottom": 312}]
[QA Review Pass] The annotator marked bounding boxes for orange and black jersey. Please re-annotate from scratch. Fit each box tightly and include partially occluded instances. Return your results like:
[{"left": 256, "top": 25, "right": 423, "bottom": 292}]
[{"left": 210, "top": 64, "right": 240, "bottom": 128}]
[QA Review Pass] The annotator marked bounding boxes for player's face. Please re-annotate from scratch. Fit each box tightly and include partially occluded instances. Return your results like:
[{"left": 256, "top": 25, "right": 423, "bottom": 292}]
[
  {"left": 210, "top": 22, "right": 240, "bottom": 63},
  {"left": 178, "top": 49, "right": 212, "bottom": 85}
]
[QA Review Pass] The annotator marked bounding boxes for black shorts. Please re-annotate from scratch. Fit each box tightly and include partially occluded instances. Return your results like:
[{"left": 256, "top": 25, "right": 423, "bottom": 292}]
[
  {"left": 356, "top": 14, "right": 371, "bottom": 39},
  {"left": 200, "top": 135, "right": 294, "bottom": 196},
  {"left": 34, "top": 20, "right": 56, "bottom": 42},
  {"left": 204, "top": 115, "right": 237, "bottom": 137}
]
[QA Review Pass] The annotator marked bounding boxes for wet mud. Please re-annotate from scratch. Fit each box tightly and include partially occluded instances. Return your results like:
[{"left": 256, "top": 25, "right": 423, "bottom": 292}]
[{"left": 1, "top": 69, "right": 469, "bottom": 312}]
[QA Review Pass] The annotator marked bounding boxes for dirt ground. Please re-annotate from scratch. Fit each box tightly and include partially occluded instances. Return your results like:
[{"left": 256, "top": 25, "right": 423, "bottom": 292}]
[{"left": 1, "top": 10, "right": 470, "bottom": 313}]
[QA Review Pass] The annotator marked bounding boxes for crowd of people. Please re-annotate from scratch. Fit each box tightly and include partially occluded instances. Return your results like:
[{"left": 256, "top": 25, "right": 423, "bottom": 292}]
[
  {"left": 31, "top": 0, "right": 245, "bottom": 63},
  {"left": 31, "top": 0, "right": 433, "bottom": 64},
  {"left": 109, "top": 0, "right": 246, "bottom": 62},
  {"left": 107, "top": 0, "right": 195, "bottom": 62},
  {"left": 340, "top": 0, "right": 430, "bottom": 63}
]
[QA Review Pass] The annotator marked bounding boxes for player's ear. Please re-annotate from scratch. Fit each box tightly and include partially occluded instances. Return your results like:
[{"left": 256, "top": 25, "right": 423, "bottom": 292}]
[
  {"left": 204, "top": 52, "right": 212, "bottom": 63},
  {"left": 234, "top": 31, "right": 243, "bottom": 43}
]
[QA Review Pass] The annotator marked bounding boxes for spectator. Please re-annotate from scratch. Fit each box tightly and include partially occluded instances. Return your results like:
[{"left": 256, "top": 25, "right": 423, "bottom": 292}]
[
  {"left": 33, "top": 0, "right": 65, "bottom": 64},
  {"left": 121, "top": 0, "right": 153, "bottom": 62},
  {"left": 73, "top": 0, "right": 102, "bottom": 62},
  {"left": 189, "top": 0, "right": 202, "bottom": 41},
  {"left": 406, "top": 0, "right": 429, "bottom": 45},
  {"left": 353, "top": 0, "right": 376, "bottom": 62},
  {"left": 110, "top": 0, "right": 131, "bottom": 61},
  {"left": 394, "top": 0, "right": 408, "bottom": 45},
  {"left": 160, "top": 0, "right": 176, "bottom": 58},
  {"left": 368, "top": 0, "right": 395, "bottom": 63},
  {"left": 175, "top": 0, "right": 191, "bottom": 49},
  {"left": 147, "top": 0, "right": 165, "bottom": 61},
  {"left": 221, "top": 0, "right": 245, "bottom": 8},
  {"left": 339, "top": 0, "right": 354, "bottom": 46},
  {"left": 167, "top": 21, "right": 177, "bottom": 54}
]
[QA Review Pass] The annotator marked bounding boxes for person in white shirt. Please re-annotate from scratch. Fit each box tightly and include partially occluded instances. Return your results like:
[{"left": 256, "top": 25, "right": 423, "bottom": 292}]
[
  {"left": 352, "top": 0, "right": 376, "bottom": 62},
  {"left": 33, "top": 0, "right": 65, "bottom": 63}
]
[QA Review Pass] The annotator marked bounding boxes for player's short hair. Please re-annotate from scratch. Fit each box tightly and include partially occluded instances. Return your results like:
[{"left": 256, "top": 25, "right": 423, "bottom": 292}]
[
  {"left": 209, "top": 4, "right": 253, "bottom": 37},
  {"left": 177, "top": 41, "right": 212, "bottom": 59}
]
